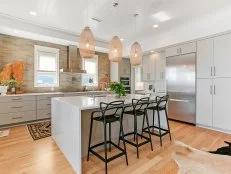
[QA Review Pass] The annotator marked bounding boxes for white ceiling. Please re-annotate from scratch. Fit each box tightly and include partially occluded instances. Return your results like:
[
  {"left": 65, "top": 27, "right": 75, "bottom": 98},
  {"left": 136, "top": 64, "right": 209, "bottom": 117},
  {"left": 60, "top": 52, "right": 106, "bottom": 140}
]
[{"left": 0, "top": 0, "right": 231, "bottom": 54}]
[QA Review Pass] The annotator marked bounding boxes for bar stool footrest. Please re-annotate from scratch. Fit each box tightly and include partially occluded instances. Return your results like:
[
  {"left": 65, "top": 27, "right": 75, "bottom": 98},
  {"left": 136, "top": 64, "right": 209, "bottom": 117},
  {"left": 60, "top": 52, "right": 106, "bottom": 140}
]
[
  {"left": 89, "top": 141, "right": 126, "bottom": 163},
  {"left": 143, "top": 126, "right": 170, "bottom": 137},
  {"left": 120, "top": 132, "right": 151, "bottom": 147}
]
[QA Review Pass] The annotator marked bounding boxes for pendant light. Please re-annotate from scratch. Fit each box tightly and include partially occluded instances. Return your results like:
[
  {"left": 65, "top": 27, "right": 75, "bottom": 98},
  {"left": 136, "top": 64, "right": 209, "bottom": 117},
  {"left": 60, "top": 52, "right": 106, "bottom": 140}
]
[
  {"left": 79, "top": 0, "right": 95, "bottom": 58},
  {"left": 108, "top": 2, "right": 122, "bottom": 62},
  {"left": 130, "top": 14, "right": 142, "bottom": 66},
  {"left": 109, "top": 36, "right": 122, "bottom": 62}
]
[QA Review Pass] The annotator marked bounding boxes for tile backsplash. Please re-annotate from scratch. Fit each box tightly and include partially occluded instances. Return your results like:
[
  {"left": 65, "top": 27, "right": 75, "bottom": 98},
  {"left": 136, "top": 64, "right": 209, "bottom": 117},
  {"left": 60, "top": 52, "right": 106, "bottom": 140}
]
[{"left": 0, "top": 34, "right": 110, "bottom": 92}]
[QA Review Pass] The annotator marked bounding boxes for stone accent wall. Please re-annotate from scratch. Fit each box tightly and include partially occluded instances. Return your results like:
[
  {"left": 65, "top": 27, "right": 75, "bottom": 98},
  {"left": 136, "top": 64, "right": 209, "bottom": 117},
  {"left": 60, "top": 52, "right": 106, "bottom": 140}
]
[{"left": 0, "top": 34, "right": 110, "bottom": 92}]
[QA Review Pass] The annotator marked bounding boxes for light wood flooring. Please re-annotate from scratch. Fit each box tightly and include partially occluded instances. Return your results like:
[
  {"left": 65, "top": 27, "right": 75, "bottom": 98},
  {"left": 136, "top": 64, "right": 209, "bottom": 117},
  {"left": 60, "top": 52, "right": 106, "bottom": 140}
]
[{"left": 1, "top": 121, "right": 231, "bottom": 174}]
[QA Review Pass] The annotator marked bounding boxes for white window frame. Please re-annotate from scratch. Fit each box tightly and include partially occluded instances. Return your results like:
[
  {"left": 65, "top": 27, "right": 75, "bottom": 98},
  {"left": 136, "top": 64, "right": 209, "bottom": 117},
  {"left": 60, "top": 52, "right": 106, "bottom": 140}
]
[
  {"left": 82, "top": 55, "right": 99, "bottom": 86},
  {"left": 34, "top": 45, "right": 60, "bottom": 87}
]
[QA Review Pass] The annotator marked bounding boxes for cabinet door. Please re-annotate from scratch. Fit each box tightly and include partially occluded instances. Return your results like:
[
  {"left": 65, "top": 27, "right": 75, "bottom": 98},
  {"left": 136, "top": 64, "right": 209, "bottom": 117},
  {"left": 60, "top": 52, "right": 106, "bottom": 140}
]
[
  {"left": 165, "top": 46, "right": 179, "bottom": 57},
  {"left": 155, "top": 52, "right": 165, "bottom": 81},
  {"left": 196, "top": 79, "right": 213, "bottom": 126},
  {"left": 214, "top": 33, "right": 231, "bottom": 78},
  {"left": 165, "top": 42, "right": 196, "bottom": 57},
  {"left": 149, "top": 54, "right": 156, "bottom": 81},
  {"left": 197, "top": 38, "right": 214, "bottom": 79},
  {"left": 180, "top": 42, "right": 196, "bottom": 55},
  {"left": 213, "top": 78, "right": 231, "bottom": 130},
  {"left": 142, "top": 55, "right": 150, "bottom": 81},
  {"left": 123, "top": 59, "right": 131, "bottom": 76}
]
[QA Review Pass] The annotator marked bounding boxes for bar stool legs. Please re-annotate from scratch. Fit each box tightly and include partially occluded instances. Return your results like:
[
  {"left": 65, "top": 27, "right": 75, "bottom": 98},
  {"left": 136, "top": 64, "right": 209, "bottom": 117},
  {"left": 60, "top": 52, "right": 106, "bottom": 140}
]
[
  {"left": 142, "top": 108, "right": 172, "bottom": 147},
  {"left": 104, "top": 123, "right": 108, "bottom": 174},
  {"left": 87, "top": 113, "right": 94, "bottom": 161}
]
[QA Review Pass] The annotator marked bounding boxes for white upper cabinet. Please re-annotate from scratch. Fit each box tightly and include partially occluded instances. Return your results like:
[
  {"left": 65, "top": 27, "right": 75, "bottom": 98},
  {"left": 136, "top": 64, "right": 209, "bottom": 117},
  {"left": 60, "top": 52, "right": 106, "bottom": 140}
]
[
  {"left": 197, "top": 38, "right": 214, "bottom": 79},
  {"left": 165, "top": 42, "right": 196, "bottom": 58},
  {"left": 142, "top": 54, "right": 156, "bottom": 81},
  {"left": 214, "top": 33, "right": 231, "bottom": 78},
  {"left": 196, "top": 79, "right": 213, "bottom": 126},
  {"left": 155, "top": 52, "right": 166, "bottom": 81}
]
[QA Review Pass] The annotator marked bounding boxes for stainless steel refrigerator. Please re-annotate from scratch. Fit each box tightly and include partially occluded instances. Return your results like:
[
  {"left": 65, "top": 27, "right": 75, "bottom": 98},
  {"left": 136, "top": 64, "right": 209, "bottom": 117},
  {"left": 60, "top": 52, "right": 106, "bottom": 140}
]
[{"left": 166, "top": 53, "right": 196, "bottom": 124}]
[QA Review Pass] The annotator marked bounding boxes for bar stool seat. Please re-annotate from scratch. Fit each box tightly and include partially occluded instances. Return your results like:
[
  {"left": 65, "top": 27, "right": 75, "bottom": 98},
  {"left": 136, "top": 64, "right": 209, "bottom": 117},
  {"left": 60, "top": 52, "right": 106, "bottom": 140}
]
[{"left": 93, "top": 114, "right": 120, "bottom": 123}]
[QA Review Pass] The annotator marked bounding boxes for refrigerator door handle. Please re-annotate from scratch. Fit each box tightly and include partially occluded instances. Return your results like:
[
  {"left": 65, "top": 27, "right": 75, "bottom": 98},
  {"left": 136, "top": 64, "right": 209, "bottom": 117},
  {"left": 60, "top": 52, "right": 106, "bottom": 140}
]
[{"left": 214, "top": 66, "right": 216, "bottom": 76}]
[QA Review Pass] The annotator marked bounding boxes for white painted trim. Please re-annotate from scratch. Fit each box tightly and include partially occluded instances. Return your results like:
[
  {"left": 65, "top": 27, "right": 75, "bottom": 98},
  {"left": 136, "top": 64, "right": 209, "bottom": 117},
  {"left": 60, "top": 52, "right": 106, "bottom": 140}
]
[
  {"left": 81, "top": 55, "right": 99, "bottom": 86},
  {"left": 197, "top": 124, "right": 231, "bottom": 135},
  {"left": 34, "top": 45, "right": 60, "bottom": 88}
]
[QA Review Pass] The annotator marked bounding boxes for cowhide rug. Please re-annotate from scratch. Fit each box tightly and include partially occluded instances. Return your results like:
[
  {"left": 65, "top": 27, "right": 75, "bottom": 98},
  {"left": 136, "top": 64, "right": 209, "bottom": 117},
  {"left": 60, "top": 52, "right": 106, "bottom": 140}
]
[{"left": 173, "top": 141, "right": 231, "bottom": 174}]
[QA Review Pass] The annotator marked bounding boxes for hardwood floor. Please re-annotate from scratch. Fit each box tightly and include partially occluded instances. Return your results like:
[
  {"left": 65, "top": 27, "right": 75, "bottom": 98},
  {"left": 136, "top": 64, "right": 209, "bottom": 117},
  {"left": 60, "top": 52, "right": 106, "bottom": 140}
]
[{"left": 0, "top": 121, "right": 231, "bottom": 174}]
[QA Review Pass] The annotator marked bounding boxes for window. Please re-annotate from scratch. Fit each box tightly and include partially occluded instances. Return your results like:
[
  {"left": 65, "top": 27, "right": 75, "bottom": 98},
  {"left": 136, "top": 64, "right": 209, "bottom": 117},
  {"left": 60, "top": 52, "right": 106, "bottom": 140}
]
[
  {"left": 82, "top": 56, "right": 98, "bottom": 86},
  {"left": 134, "top": 67, "right": 144, "bottom": 90},
  {"left": 34, "top": 45, "right": 59, "bottom": 87}
]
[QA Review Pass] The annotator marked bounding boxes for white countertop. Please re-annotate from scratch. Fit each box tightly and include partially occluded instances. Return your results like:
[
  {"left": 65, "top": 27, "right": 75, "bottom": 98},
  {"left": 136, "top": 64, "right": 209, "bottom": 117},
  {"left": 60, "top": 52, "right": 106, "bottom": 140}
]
[
  {"left": 53, "top": 93, "right": 166, "bottom": 110},
  {"left": 0, "top": 91, "right": 109, "bottom": 97}
]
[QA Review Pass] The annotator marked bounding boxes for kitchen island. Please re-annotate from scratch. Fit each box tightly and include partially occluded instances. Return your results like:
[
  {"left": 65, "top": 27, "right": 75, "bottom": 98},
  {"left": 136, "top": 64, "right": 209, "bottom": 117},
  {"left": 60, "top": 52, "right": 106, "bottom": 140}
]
[{"left": 51, "top": 94, "right": 167, "bottom": 174}]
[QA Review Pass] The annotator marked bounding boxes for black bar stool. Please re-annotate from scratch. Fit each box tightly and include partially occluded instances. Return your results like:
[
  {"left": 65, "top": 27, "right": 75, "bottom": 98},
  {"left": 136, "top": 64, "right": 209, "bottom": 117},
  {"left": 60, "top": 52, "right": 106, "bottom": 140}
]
[
  {"left": 87, "top": 100, "right": 128, "bottom": 174},
  {"left": 142, "top": 95, "right": 172, "bottom": 146},
  {"left": 119, "top": 97, "right": 153, "bottom": 159}
]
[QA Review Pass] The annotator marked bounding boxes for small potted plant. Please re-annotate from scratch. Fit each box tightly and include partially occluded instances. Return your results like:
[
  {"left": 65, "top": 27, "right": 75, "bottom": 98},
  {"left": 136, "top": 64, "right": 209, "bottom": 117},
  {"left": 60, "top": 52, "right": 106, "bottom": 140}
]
[
  {"left": 109, "top": 82, "right": 126, "bottom": 98},
  {"left": 9, "top": 79, "right": 18, "bottom": 94},
  {"left": 0, "top": 79, "right": 9, "bottom": 96}
]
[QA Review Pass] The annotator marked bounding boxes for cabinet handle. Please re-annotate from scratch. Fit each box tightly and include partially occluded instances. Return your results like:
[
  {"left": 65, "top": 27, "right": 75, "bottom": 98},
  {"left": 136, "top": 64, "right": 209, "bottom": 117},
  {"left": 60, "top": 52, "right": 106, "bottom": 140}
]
[
  {"left": 47, "top": 113, "right": 51, "bottom": 115},
  {"left": 214, "top": 66, "right": 216, "bottom": 76},
  {"left": 12, "top": 98, "right": 22, "bottom": 101},
  {"left": 47, "top": 97, "right": 52, "bottom": 99},
  {"left": 12, "top": 116, "right": 23, "bottom": 120},
  {"left": 210, "top": 67, "right": 213, "bottom": 76},
  {"left": 214, "top": 85, "right": 216, "bottom": 95},
  {"left": 47, "top": 104, "right": 51, "bottom": 106},
  {"left": 11, "top": 106, "right": 23, "bottom": 109},
  {"left": 210, "top": 85, "right": 213, "bottom": 95}
]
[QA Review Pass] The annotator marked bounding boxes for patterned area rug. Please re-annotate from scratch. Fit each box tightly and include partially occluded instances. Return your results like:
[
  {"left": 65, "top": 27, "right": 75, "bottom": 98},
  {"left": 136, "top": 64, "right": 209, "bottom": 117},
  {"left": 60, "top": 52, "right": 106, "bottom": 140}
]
[{"left": 27, "top": 121, "right": 51, "bottom": 140}]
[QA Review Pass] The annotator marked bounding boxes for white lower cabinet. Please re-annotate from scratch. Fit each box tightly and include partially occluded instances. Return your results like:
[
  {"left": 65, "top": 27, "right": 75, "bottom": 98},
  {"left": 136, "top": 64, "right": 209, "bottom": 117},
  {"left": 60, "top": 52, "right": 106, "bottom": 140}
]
[
  {"left": 197, "top": 78, "right": 231, "bottom": 132},
  {"left": 0, "top": 111, "right": 36, "bottom": 125},
  {"left": 196, "top": 79, "right": 213, "bottom": 126},
  {"left": 213, "top": 78, "right": 231, "bottom": 131}
]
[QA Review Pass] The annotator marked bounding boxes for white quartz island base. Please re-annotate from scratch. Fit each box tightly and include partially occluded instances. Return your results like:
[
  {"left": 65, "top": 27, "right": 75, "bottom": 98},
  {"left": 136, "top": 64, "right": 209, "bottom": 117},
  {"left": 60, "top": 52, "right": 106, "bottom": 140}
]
[{"left": 52, "top": 94, "right": 167, "bottom": 174}]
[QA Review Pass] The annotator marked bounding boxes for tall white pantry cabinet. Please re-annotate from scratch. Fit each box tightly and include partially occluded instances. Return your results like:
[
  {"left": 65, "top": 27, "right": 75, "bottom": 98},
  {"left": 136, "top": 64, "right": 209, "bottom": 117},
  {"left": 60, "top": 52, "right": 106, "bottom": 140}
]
[{"left": 196, "top": 33, "right": 231, "bottom": 133}]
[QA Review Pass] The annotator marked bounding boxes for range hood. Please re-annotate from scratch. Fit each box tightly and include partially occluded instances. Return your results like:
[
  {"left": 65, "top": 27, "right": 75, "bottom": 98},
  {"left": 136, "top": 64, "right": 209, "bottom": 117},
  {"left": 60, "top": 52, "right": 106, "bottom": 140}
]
[{"left": 61, "top": 45, "right": 87, "bottom": 73}]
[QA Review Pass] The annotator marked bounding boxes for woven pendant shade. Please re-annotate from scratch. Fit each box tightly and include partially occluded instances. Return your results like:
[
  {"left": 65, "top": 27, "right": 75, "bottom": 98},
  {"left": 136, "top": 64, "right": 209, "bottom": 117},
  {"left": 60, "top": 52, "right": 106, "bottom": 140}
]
[
  {"left": 79, "top": 26, "right": 95, "bottom": 58},
  {"left": 130, "top": 41, "right": 142, "bottom": 66},
  {"left": 108, "top": 36, "right": 122, "bottom": 62}
]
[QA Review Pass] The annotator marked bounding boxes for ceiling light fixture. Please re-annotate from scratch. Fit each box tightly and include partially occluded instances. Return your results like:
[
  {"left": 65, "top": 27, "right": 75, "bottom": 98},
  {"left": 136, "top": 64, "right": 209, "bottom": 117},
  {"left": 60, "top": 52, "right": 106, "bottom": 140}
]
[
  {"left": 120, "top": 38, "right": 124, "bottom": 41},
  {"left": 130, "top": 14, "right": 142, "bottom": 66},
  {"left": 109, "top": 36, "right": 122, "bottom": 62},
  {"left": 30, "top": 11, "right": 37, "bottom": 16},
  {"left": 153, "top": 24, "right": 159, "bottom": 28},
  {"left": 108, "top": 1, "right": 123, "bottom": 62},
  {"left": 152, "top": 12, "right": 171, "bottom": 22},
  {"left": 79, "top": 0, "right": 95, "bottom": 58}
]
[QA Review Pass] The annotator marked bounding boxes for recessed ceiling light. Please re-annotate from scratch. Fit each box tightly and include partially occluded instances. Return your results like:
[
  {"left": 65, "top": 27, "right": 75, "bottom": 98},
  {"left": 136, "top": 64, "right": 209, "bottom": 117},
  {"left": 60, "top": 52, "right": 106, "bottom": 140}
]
[
  {"left": 153, "top": 24, "right": 159, "bottom": 28},
  {"left": 30, "top": 11, "right": 37, "bottom": 16},
  {"left": 152, "top": 12, "right": 171, "bottom": 22},
  {"left": 120, "top": 38, "right": 124, "bottom": 41}
]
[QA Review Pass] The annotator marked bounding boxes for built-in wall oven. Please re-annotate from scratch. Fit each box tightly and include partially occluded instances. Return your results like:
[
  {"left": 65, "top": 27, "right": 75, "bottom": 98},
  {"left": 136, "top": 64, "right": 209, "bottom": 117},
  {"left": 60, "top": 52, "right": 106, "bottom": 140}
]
[{"left": 120, "top": 77, "right": 131, "bottom": 94}]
